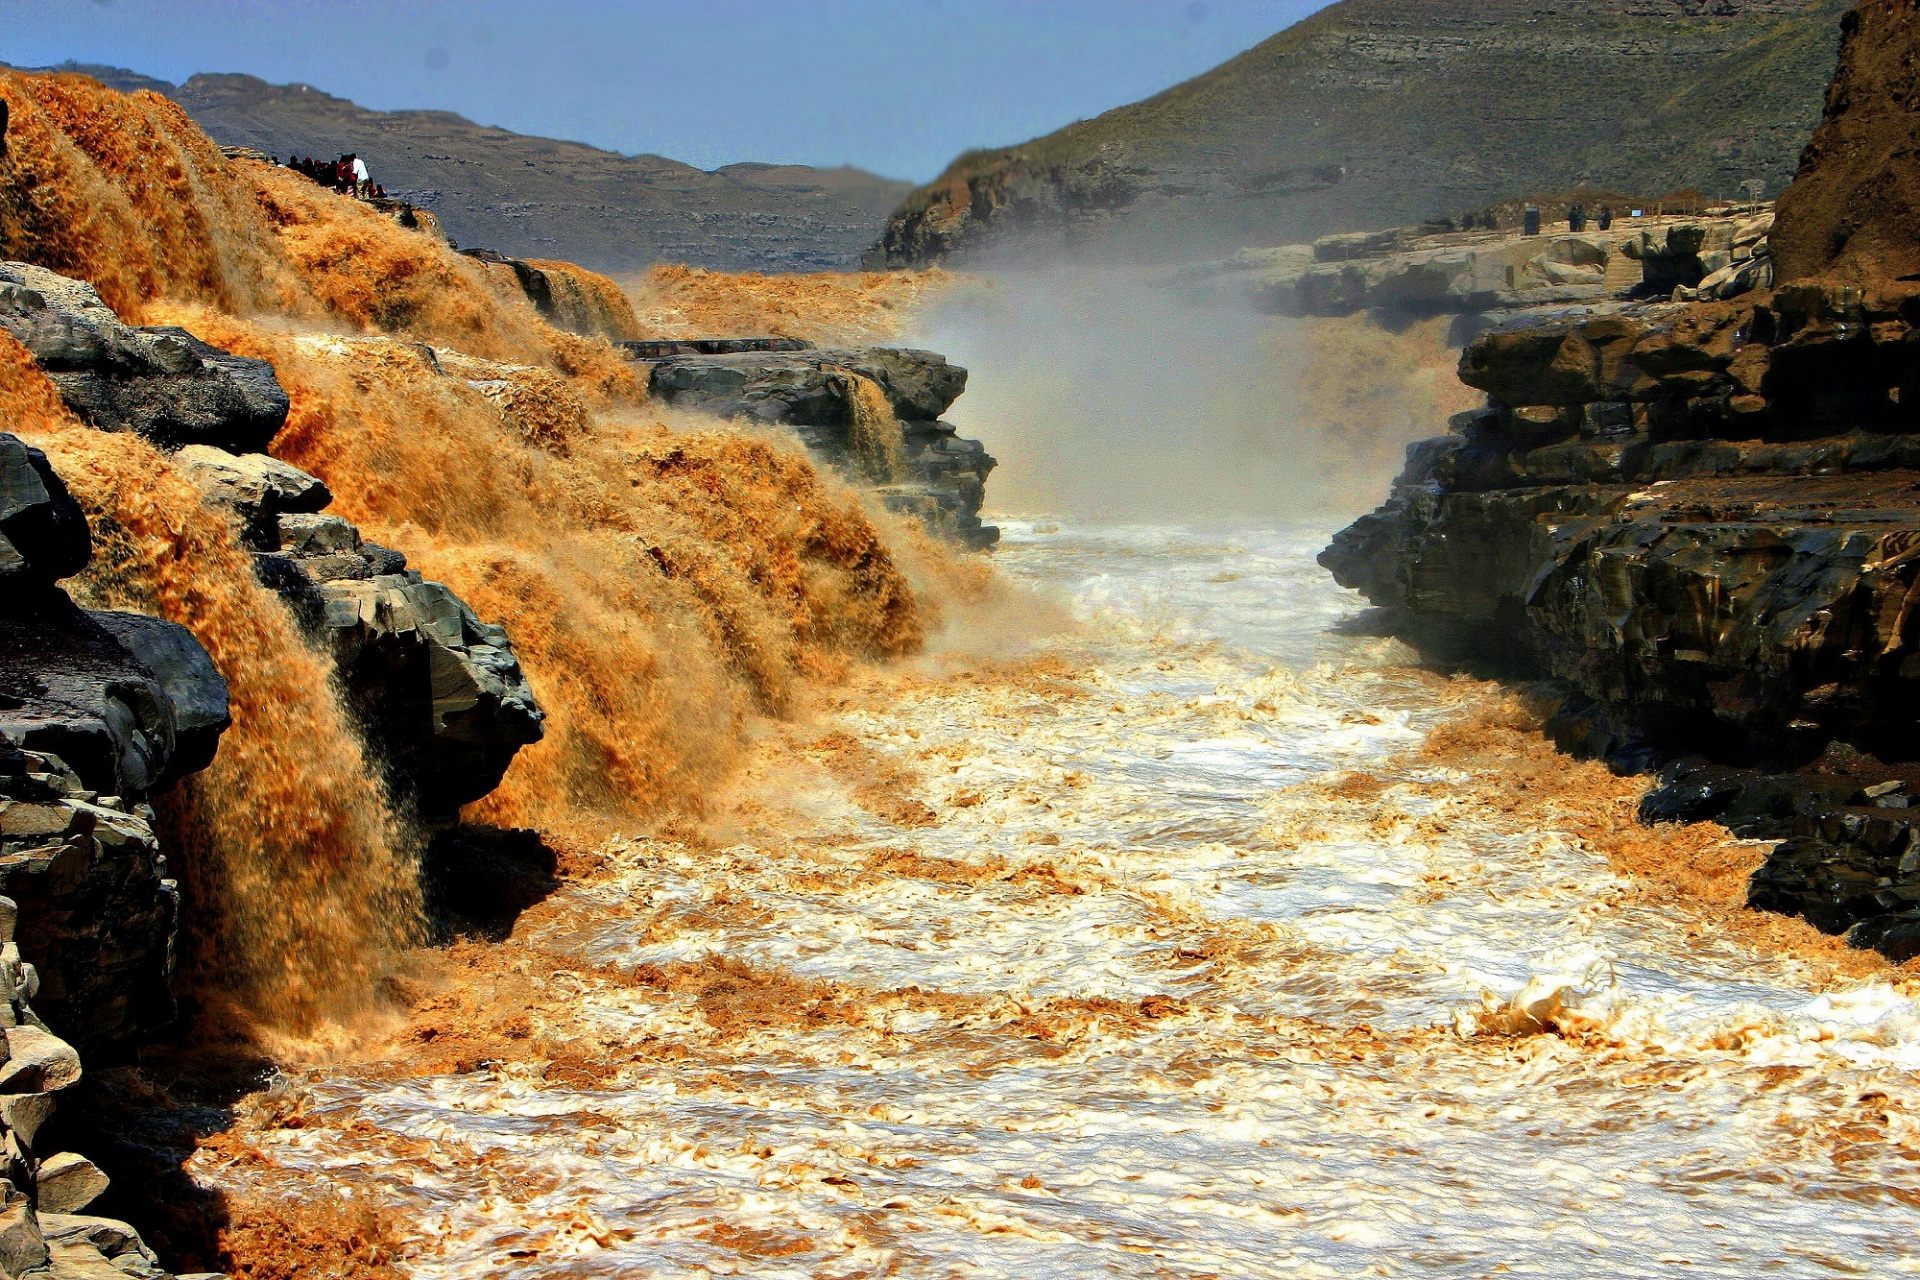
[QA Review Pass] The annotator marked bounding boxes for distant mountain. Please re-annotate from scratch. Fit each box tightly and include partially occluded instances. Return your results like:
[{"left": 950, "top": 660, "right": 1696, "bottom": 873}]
[
  {"left": 874, "top": 0, "right": 1852, "bottom": 267},
  {"left": 24, "top": 64, "right": 912, "bottom": 274}
]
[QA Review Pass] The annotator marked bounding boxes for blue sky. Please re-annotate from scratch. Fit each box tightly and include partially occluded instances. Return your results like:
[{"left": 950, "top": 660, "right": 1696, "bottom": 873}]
[{"left": 0, "top": 0, "right": 1333, "bottom": 181}]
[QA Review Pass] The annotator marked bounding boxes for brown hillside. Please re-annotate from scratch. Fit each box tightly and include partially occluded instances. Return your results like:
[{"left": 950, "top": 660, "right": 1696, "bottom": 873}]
[
  {"left": 876, "top": 0, "right": 1851, "bottom": 267},
  {"left": 11, "top": 65, "right": 912, "bottom": 275},
  {"left": 1772, "top": 0, "right": 1920, "bottom": 284}
]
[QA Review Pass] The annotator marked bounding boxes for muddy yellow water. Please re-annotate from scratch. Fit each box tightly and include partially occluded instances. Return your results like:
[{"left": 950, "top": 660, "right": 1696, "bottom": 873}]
[{"left": 203, "top": 522, "right": 1920, "bottom": 1277}]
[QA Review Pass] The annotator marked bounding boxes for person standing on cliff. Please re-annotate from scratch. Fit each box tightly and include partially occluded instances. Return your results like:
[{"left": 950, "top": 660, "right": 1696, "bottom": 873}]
[{"left": 352, "top": 154, "right": 371, "bottom": 198}]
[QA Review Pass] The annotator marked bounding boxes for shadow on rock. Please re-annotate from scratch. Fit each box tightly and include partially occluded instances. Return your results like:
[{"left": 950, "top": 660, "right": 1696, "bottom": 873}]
[{"left": 422, "top": 824, "right": 562, "bottom": 942}]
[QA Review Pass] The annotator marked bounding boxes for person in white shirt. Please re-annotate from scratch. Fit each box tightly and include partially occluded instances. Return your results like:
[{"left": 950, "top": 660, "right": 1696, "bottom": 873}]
[{"left": 351, "top": 155, "right": 370, "bottom": 197}]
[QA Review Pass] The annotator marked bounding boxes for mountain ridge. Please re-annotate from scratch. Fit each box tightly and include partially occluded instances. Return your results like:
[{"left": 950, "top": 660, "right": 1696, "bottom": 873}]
[
  {"left": 874, "top": 0, "right": 1854, "bottom": 267},
  {"left": 13, "top": 63, "right": 912, "bottom": 274}
]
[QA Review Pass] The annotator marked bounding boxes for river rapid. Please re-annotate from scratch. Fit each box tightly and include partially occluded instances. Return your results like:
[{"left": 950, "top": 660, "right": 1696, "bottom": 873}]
[{"left": 204, "top": 519, "right": 1920, "bottom": 1278}]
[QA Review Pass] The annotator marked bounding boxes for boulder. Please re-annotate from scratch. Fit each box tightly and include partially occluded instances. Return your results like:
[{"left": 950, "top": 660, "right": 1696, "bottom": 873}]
[
  {"left": 173, "top": 445, "right": 330, "bottom": 549},
  {"left": 0, "top": 1203, "right": 45, "bottom": 1279},
  {"left": 31, "top": 1154, "right": 106, "bottom": 1215},
  {"left": 0, "top": 1028, "right": 79, "bottom": 1095},
  {"left": 644, "top": 346, "right": 968, "bottom": 424},
  {"left": 251, "top": 516, "right": 543, "bottom": 822},
  {"left": 0, "top": 595, "right": 177, "bottom": 802},
  {"left": 0, "top": 264, "right": 288, "bottom": 453},
  {"left": 87, "top": 613, "right": 230, "bottom": 784},
  {"left": 640, "top": 345, "right": 995, "bottom": 547},
  {"left": 0, "top": 436, "right": 88, "bottom": 586}
]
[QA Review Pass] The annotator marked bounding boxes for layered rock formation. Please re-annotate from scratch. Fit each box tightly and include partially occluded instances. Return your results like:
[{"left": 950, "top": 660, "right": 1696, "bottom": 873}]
[
  {"left": 0, "top": 440, "right": 222, "bottom": 1275},
  {"left": 1322, "top": 0, "right": 1920, "bottom": 960},
  {"left": 637, "top": 342, "right": 999, "bottom": 548},
  {"left": 0, "top": 431, "right": 218, "bottom": 1054},
  {"left": 5, "top": 264, "right": 545, "bottom": 825},
  {"left": 0, "top": 265, "right": 287, "bottom": 453},
  {"left": 1183, "top": 209, "right": 1776, "bottom": 318},
  {"left": 874, "top": 0, "right": 1847, "bottom": 267}
]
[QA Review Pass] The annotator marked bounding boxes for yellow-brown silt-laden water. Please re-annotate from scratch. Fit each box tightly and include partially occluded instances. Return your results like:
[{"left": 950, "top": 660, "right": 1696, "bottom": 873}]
[{"left": 197, "top": 521, "right": 1920, "bottom": 1278}]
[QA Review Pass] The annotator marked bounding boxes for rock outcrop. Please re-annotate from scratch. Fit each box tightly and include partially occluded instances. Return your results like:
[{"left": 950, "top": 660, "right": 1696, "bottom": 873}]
[
  {"left": 0, "top": 265, "right": 288, "bottom": 453},
  {"left": 637, "top": 343, "right": 999, "bottom": 548},
  {"left": 1182, "top": 209, "right": 1775, "bottom": 318},
  {"left": 0, "top": 431, "right": 219, "bottom": 1055},
  {"left": 0, "top": 763, "right": 182, "bottom": 1276},
  {"left": 244, "top": 502, "right": 545, "bottom": 821},
  {"left": 1321, "top": 0, "right": 1920, "bottom": 959},
  {"left": 4, "top": 264, "right": 546, "bottom": 825}
]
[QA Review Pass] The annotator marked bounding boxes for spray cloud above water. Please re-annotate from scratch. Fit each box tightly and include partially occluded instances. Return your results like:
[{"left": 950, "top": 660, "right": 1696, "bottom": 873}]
[{"left": 916, "top": 266, "right": 1478, "bottom": 525}]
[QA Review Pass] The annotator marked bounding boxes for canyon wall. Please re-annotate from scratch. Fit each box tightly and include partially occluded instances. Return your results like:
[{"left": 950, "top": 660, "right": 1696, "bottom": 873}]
[{"left": 1322, "top": 0, "right": 1920, "bottom": 959}]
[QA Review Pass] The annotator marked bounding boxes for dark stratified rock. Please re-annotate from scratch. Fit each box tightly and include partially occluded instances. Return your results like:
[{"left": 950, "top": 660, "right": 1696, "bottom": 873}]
[
  {"left": 0, "top": 263, "right": 289, "bottom": 453},
  {"left": 1321, "top": 2, "right": 1920, "bottom": 959},
  {"left": 646, "top": 347, "right": 968, "bottom": 424},
  {"left": 618, "top": 338, "right": 814, "bottom": 359},
  {"left": 0, "top": 264, "right": 544, "bottom": 828},
  {"left": 243, "top": 505, "right": 543, "bottom": 823},
  {"left": 0, "top": 434, "right": 89, "bottom": 586},
  {"left": 87, "top": 614, "right": 229, "bottom": 785},
  {"left": 0, "top": 746, "right": 178, "bottom": 1057},
  {"left": 640, "top": 345, "right": 997, "bottom": 548},
  {"left": 0, "top": 593, "right": 177, "bottom": 804}
]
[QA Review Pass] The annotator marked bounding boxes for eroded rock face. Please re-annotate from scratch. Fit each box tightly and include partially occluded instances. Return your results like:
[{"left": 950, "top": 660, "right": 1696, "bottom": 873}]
[
  {"left": 640, "top": 346, "right": 998, "bottom": 548},
  {"left": 1181, "top": 211, "right": 1776, "bottom": 318},
  {"left": 0, "top": 759, "right": 182, "bottom": 1275},
  {"left": 0, "top": 436, "right": 89, "bottom": 587},
  {"left": 250, "top": 511, "right": 544, "bottom": 822},
  {"left": 1321, "top": 280, "right": 1920, "bottom": 954},
  {"left": 0, "top": 263, "right": 547, "bottom": 826},
  {"left": 0, "top": 264, "right": 288, "bottom": 453},
  {"left": 1771, "top": 0, "right": 1920, "bottom": 286}
]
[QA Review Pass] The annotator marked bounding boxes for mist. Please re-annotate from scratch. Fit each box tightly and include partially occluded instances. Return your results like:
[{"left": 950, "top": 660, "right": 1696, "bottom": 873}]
[{"left": 912, "top": 267, "right": 1479, "bottom": 525}]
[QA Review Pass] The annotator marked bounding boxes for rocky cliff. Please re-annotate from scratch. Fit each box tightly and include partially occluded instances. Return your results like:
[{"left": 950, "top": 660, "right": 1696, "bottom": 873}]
[
  {"left": 875, "top": 0, "right": 1848, "bottom": 267},
  {"left": 636, "top": 340, "right": 998, "bottom": 548},
  {"left": 1322, "top": 0, "right": 1920, "bottom": 960}
]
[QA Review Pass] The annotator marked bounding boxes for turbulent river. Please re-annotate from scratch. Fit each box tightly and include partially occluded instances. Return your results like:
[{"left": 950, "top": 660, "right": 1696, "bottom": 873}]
[{"left": 206, "top": 521, "right": 1920, "bottom": 1278}]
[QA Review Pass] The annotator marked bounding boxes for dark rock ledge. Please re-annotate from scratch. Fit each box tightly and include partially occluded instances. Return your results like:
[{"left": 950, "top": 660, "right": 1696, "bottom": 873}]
[
  {"left": 1, "top": 261, "right": 545, "bottom": 825},
  {"left": 632, "top": 339, "right": 1000, "bottom": 549},
  {"left": 1322, "top": 0, "right": 1920, "bottom": 961},
  {"left": 1322, "top": 284, "right": 1920, "bottom": 960}
]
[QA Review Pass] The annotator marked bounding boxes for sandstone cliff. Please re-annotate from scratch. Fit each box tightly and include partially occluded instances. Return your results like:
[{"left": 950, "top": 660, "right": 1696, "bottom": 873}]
[{"left": 875, "top": 0, "right": 1849, "bottom": 268}]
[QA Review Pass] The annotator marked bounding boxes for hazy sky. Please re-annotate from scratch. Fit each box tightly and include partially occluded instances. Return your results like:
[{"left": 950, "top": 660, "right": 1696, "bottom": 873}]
[{"left": 0, "top": 0, "right": 1333, "bottom": 181}]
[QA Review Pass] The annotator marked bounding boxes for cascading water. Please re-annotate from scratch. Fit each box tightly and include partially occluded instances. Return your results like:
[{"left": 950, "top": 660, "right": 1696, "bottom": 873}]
[
  {"left": 2, "top": 337, "right": 418, "bottom": 1029},
  {"left": 171, "top": 517, "right": 1920, "bottom": 1278}
]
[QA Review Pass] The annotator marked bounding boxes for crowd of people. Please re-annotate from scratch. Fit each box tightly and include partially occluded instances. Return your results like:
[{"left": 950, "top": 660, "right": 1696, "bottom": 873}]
[{"left": 280, "top": 152, "right": 384, "bottom": 200}]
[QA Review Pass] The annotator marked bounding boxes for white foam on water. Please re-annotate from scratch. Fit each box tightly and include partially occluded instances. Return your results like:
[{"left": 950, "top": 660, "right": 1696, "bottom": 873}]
[{"left": 197, "top": 520, "right": 1920, "bottom": 1278}]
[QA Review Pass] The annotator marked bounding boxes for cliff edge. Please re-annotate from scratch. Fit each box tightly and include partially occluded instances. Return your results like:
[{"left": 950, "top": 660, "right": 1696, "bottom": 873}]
[{"left": 1322, "top": 0, "right": 1920, "bottom": 959}]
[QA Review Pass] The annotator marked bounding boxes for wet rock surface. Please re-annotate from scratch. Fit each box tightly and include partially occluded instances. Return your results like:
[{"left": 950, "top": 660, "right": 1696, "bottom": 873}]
[
  {"left": 0, "top": 436, "right": 89, "bottom": 588},
  {"left": 0, "top": 264, "right": 547, "bottom": 825},
  {"left": 251, "top": 512, "right": 544, "bottom": 822},
  {"left": 0, "top": 788, "right": 172, "bottom": 1277},
  {"left": 0, "top": 264, "right": 288, "bottom": 454},
  {"left": 1325, "top": 294, "right": 1920, "bottom": 954},
  {"left": 639, "top": 345, "right": 998, "bottom": 548}
]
